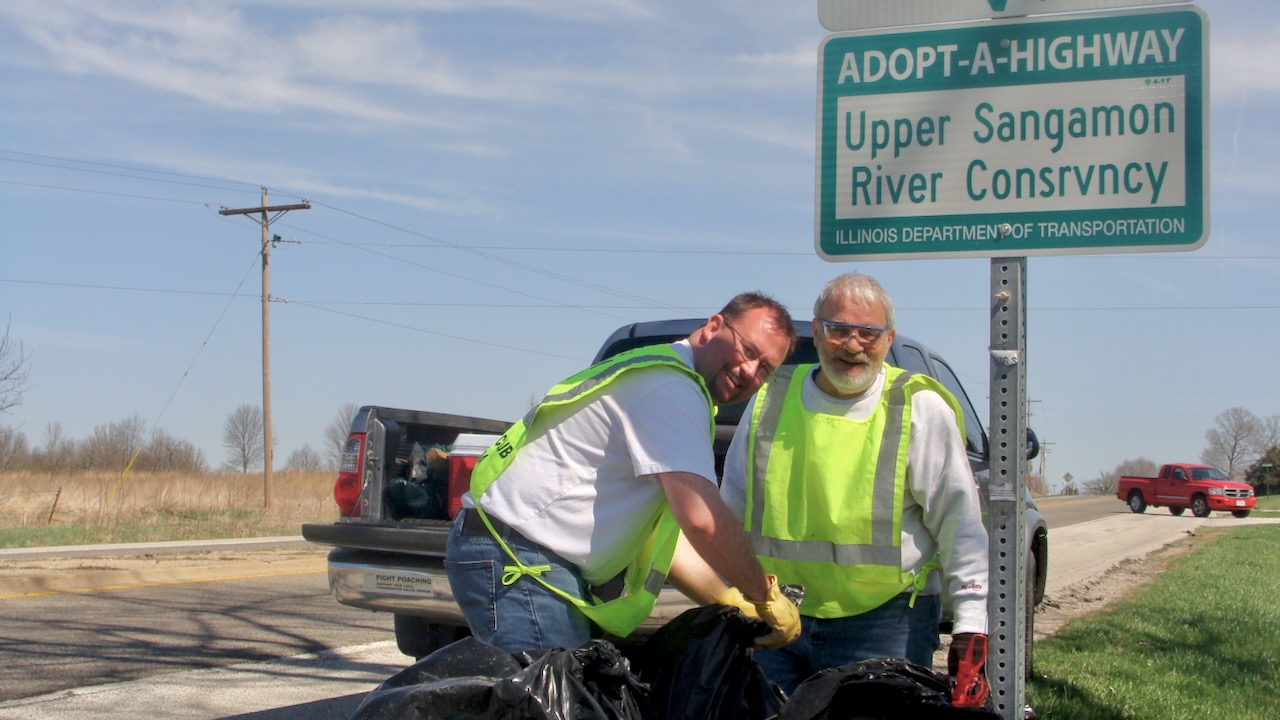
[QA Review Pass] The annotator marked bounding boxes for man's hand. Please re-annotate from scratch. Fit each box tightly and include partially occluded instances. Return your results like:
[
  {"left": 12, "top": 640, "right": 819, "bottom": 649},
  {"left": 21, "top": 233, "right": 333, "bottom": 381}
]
[
  {"left": 716, "top": 578, "right": 801, "bottom": 649},
  {"left": 747, "top": 575, "right": 801, "bottom": 649},
  {"left": 948, "top": 632, "right": 990, "bottom": 708}
]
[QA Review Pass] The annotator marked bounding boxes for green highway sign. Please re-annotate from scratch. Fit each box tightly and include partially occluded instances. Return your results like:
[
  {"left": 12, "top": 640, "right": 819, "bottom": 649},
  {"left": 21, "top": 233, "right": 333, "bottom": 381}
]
[{"left": 815, "top": 6, "right": 1208, "bottom": 261}]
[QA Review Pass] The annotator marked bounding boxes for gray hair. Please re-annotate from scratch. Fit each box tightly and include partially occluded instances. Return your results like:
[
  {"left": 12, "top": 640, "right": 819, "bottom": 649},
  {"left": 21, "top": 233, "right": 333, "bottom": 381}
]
[{"left": 813, "top": 273, "right": 895, "bottom": 329}]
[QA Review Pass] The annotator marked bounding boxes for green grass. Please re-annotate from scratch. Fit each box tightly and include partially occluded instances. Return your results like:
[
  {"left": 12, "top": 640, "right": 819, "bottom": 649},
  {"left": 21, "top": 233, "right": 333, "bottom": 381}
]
[
  {"left": 1254, "top": 494, "right": 1280, "bottom": 511},
  {"left": 0, "top": 508, "right": 324, "bottom": 548},
  {"left": 1027, "top": 525, "right": 1280, "bottom": 719}
]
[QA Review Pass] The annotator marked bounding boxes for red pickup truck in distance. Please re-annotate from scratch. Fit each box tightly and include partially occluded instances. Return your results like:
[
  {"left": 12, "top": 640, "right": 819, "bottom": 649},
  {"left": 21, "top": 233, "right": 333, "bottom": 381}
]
[{"left": 1117, "top": 463, "right": 1256, "bottom": 518}]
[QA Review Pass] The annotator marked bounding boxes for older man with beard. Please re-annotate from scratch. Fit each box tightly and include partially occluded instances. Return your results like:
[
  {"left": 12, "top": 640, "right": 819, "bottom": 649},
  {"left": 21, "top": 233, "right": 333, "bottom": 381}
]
[{"left": 715, "top": 272, "right": 990, "bottom": 697}]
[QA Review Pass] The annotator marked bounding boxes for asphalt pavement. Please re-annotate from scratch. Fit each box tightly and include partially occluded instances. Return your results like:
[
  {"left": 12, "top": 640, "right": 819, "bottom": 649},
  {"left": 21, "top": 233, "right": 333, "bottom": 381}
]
[{"left": 3, "top": 511, "right": 1278, "bottom": 719}]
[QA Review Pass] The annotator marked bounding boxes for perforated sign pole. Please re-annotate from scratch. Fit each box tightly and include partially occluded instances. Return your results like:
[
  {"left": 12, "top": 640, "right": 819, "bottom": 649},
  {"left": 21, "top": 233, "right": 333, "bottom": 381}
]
[{"left": 988, "top": 257, "right": 1029, "bottom": 719}]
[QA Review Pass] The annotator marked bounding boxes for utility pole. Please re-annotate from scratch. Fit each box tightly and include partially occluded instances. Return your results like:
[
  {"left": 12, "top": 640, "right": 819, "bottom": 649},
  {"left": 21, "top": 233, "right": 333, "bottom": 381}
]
[
  {"left": 1038, "top": 441, "right": 1054, "bottom": 494},
  {"left": 219, "top": 188, "right": 309, "bottom": 509}
]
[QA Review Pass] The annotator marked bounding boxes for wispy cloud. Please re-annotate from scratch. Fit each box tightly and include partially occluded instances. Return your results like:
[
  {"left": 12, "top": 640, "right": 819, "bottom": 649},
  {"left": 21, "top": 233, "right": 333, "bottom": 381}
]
[{"left": 0, "top": 1, "right": 663, "bottom": 128}]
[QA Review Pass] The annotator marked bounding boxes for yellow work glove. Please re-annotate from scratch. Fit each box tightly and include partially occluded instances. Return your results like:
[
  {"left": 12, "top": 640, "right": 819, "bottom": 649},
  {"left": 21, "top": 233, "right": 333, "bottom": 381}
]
[
  {"left": 750, "top": 575, "right": 802, "bottom": 649},
  {"left": 714, "top": 585, "right": 762, "bottom": 620},
  {"left": 714, "top": 577, "right": 801, "bottom": 649}
]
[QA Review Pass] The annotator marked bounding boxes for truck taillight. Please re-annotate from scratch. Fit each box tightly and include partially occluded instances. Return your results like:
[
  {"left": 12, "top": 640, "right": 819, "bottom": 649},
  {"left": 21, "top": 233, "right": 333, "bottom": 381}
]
[{"left": 334, "top": 434, "right": 366, "bottom": 517}]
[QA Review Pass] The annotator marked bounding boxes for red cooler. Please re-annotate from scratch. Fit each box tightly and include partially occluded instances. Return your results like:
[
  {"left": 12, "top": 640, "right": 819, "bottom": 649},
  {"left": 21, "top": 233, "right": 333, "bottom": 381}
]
[{"left": 446, "top": 433, "right": 500, "bottom": 519}]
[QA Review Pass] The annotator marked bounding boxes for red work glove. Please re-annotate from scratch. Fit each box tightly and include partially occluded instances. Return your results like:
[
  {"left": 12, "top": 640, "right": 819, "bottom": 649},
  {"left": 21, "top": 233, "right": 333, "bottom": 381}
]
[{"left": 948, "top": 632, "right": 990, "bottom": 708}]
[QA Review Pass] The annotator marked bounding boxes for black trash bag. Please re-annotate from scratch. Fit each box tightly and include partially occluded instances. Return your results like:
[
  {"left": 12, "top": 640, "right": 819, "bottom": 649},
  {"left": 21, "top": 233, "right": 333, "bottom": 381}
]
[
  {"left": 385, "top": 476, "right": 448, "bottom": 520},
  {"left": 489, "top": 640, "right": 646, "bottom": 720},
  {"left": 777, "top": 657, "right": 1001, "bottom": 720},
  {"left": 351, "top": 637, "right": 646, "bottom": 720},
  {"left": 385, "top": 442, "right": 450, "bottom": 520},
  {"left": 349, "top": 637, "right": 523, "bottom": 720},
  {"left": 635, "top": 604, "right": 784, "bottom": 720}
]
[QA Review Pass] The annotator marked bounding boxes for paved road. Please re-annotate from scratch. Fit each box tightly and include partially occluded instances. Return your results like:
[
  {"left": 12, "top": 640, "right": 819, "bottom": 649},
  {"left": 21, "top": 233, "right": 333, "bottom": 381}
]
[
  {"left": 0, "top": 542, "right": 401, "bottom": 719},
  {"left": 1, "top": 502, "right": 1274, "bottom": 719}
]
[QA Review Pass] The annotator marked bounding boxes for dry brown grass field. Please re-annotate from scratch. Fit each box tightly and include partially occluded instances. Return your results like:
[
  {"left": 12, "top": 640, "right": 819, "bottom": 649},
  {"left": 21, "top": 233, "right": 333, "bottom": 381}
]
[{"left": 0, "top": 469, "right": 339, "bottom": 547}]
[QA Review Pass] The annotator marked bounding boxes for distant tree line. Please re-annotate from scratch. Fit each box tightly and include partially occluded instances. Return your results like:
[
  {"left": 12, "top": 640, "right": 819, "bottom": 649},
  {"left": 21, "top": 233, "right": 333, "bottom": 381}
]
[
  {"left": 0, "top": 417, "right": 207, "bottom": 472},
  {"left": 1, "top": 319, "right": 365, "bottom": 474},
  {"left": 1080, "top": 407, "right": 1280, "bottom": 496},
  {"left": 0, "top": 403, "right": 361, "bottom": 475}
]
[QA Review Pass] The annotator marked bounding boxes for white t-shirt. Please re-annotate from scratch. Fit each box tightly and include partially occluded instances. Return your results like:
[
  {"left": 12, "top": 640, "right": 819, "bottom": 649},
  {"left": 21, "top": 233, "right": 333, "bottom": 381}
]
[
  {"left": 721, "top": 365, "right": 990, "bottom": 634},
  {"left": 472, "top": 340, "right": 717, "bottom": 585}
]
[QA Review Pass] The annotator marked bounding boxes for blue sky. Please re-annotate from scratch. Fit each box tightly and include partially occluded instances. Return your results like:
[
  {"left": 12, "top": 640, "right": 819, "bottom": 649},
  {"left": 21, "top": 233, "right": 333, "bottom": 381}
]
[{"left": 1, "top": 1, "right": 1276, "bottom": 490}]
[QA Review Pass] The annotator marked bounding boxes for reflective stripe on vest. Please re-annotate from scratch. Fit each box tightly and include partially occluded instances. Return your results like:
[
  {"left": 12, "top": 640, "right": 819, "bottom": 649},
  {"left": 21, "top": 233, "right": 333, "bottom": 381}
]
[
  {"left": 468, "top": 344, "right": 714, "bottom": 637},
  {"left": 745, "top": 364, "right": 959, "bottom": 618}
]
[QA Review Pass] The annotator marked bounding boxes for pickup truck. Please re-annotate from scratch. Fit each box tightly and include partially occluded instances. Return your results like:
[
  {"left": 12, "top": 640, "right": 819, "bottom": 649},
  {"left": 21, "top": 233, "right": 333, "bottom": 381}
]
[
  {"left": 301, "top": 319, "right": 1049, "bottom": 675},
  {"left": 1118, "top": 463, "right": 1256, "bottom": 518}
]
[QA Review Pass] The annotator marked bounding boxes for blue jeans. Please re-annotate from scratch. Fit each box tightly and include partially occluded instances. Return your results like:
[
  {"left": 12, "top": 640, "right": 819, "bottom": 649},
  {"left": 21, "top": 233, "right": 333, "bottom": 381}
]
[
  {"left": 444, "top": 511, "right": 598, "bottom": 653},
  {"left": 756, "top": 592, "right": 942, "bottom": 696}
]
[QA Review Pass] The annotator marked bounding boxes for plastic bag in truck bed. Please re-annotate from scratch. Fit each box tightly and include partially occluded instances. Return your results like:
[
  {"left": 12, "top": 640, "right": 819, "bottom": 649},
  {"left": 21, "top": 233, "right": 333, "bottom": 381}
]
[{"left": 385, "top": 442, "right": 451, "bottom": 521}]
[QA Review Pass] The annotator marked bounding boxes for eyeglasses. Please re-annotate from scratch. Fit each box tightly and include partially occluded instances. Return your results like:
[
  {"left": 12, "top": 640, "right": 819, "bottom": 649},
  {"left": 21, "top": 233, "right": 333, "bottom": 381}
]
[
  {"left": 819, "top": 319, "right": 886, "bottom": 345},
  {"left": 722, "top": 319, "right": 777, "bottom": 383}
]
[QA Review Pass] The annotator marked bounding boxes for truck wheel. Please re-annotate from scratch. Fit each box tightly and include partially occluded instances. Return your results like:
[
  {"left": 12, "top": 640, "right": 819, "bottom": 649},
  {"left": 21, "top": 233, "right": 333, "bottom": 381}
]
[
  {"left": 1191, "top": 495, "right": 1211, "bottom": 518},
  {"left": 1169, "top": 506, "right": 1185, "bottom": 516},
  {"left": 1232, "top": 510, "right": 1251, "bottom": 519},
  {"left": 1023, "top": 554, "right": 1037, "bottom": 681},
  {"left": 1127, "top": 492, "right": 1147, "bottom": 514},
  {"left": 393, "top": 615, "right": 471, "bottom": 659}
]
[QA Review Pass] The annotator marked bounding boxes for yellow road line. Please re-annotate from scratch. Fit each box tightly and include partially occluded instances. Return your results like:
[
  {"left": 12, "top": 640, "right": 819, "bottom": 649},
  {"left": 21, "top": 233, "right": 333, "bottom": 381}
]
[{"left": 0, "top": 560, "right": 327, "bottom": 600}]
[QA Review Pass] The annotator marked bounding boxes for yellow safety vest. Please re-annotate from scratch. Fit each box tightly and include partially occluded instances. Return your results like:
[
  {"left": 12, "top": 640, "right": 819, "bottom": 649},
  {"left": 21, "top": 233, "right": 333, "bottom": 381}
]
[
  {"left": 469, "top": 344, "right": 715, "bottom": 637},
  {"left": 744, "top": 364, "right": 962, "bottom": 618}
]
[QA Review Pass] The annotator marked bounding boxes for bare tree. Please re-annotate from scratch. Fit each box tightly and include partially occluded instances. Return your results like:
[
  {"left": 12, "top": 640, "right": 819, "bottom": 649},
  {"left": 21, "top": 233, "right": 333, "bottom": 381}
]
[
  {"left": 0, "top": 425, "right": 29, "bottom": 470},
  {"left": 223, "top": 404, "right": 265, "bottom": 473},
  {"left": 325, "top": 402, "right": 359, "bottom": 468},
  {"left": 285, "top": 443, "right": 325, "bottom": 471},
  {"left": 1082, "top": 457, "right": 1158, "bottom": 496},
  {"left": 81, "top": 416, "right": 147, "bottom": 470},
  {"left": 35, "top": 421, "right": 74, "bottom": 472},
  {"left": 0, "top": 317, "right": 31, "bottom": 413},
  {"left": 1115, "top": 457, "right": 1159, "bottom": 479},
  {"left": 1201, "top": 407, "right": 1261, "bottom": 480},
  {"left": 1254, "top": 415, "right": 1280, "bottom": 458},
  {"left": 142, "top": 428, "right": 208, "bottom": 472},
  {"left": 1082, "top": 469, "right": 1118, "bottom": 496}
]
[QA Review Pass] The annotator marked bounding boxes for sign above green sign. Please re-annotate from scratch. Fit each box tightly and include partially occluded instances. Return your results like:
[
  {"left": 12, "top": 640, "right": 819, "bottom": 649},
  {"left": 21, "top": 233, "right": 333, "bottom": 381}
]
[
  {"left": 817, "top": 0, "right": 1192, "bottom": 32},
  {"left": 815, "top": 6, "right": 1208, "bottom": 261}
]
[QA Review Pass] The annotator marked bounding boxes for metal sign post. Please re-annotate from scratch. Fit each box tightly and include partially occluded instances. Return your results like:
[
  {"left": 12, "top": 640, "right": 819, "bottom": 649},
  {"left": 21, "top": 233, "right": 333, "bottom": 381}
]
[{"left": 988, "top": 257, "right": 1029, "bottom": 719}]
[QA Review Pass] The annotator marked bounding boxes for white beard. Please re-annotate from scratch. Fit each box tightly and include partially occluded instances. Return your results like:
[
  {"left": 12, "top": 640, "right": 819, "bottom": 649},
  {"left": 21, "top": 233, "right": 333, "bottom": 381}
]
[{"left": 818, "top": 355, "right": 878, "bottom": 396}]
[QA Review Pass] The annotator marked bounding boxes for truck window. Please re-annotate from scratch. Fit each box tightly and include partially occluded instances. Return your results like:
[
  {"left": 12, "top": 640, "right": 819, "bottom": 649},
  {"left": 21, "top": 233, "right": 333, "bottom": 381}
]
[
  {"left": 891, "top": 343, "right": 930, "bottom": 376},
  {"left": 1173, "top": 467, "right": 1186, "bottom": 481},
  {"left": 925, "top": 354, "right": 985, "bottom": 457}
]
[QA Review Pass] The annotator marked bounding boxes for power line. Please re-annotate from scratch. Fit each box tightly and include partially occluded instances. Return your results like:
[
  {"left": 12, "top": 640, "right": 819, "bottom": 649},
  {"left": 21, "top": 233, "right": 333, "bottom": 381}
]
[
  {"left": 305, "top": 202, "right": 683, "bottom": 313},
  {"left": 0, "top": 148, "right": 259, "bottom": 190},
  {"left": 291, "top": 301, "right": 584, "bottom": 362},
  {"left": 3, "top": 278, "right": 1278, "bottom": 312},
  {"left": 0, "top": 178, "right": 214, "bottom": 205}
]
